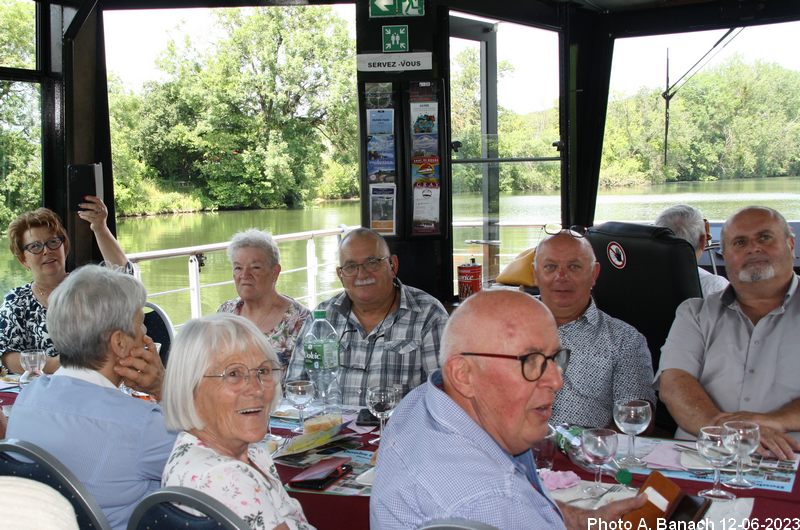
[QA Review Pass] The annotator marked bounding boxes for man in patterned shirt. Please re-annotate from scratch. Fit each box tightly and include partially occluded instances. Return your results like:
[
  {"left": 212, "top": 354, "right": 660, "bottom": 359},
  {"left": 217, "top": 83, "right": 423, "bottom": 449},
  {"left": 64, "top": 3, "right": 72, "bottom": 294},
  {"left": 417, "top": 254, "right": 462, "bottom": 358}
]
[
  {"left": 370, "top": 290, "right": 645, "bottom": 529},
  {"left": 533, "top": 231, "right": 656, "bottom": 428},
  {"left": 286, "top": 228, "right": 448, "bottom": 406}
]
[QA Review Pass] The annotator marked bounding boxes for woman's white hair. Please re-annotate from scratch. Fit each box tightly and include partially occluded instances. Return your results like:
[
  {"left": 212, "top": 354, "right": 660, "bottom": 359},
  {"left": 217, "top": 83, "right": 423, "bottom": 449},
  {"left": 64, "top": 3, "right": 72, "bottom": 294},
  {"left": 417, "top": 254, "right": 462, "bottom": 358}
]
[
  {"left": 227, "top": 228, "right": 280, "bottom": 267},
  {"left": 161, "top": 313, "right": 282, "bottom": 432},
  {"left": 47, "top": 265, "right": 146, "bottom": 370}
]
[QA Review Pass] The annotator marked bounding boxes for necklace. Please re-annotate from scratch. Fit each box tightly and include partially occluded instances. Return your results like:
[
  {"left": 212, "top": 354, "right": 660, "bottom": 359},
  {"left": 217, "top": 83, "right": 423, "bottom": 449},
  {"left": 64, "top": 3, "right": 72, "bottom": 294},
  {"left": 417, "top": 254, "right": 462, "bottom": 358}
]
[
  {"left": 352, "top": 287, "right": 398, "bottom": 337},
  {"left": 33, "top": 282, "right": 53, "bottom": 299}
]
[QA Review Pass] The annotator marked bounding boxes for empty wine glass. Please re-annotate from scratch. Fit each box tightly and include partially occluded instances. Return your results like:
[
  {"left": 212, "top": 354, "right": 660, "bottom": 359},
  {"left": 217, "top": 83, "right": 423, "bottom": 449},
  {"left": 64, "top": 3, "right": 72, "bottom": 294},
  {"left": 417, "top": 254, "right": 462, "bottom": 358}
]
[
  {"left": 367, "top": 386, "right": 400, "bottom": 446},
  {"left": 285, "top": 380, "right": 315, "bottom": 434},
  {"left": 696, "top": 425, "right": 737, "bottom": 500},
  {"left": 581, "top": 428, "right": 619, "bottom": 497},
  {"left": 613, "top": 399, "right": 651, "bottom": 468},
  {"left": 19, "top": 349, "right": 46, "bottom": 386},
  {"left": 723, "top": 421, "right": 760, "bottom": 489}
]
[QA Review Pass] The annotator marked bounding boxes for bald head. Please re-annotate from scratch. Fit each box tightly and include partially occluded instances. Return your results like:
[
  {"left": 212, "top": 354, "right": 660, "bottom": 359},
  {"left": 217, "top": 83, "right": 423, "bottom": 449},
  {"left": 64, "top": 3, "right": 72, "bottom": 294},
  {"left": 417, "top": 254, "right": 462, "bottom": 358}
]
[
  {"left": 534, "top": 232, "right": 596, "bottom": 267},
  {"left": 338, "top": 227, "right": 390, "bottom": 263},
  {"left": 440, "top": 290, "right": 558, "bottom": 366}
]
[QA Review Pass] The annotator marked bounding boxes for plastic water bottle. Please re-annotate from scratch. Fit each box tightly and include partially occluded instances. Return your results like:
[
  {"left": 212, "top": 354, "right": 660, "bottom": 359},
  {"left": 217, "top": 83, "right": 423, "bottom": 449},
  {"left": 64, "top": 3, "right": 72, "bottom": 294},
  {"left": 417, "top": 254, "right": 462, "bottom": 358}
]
[{"left": 303, "top": 310, "right": 342, "bottom": 426}]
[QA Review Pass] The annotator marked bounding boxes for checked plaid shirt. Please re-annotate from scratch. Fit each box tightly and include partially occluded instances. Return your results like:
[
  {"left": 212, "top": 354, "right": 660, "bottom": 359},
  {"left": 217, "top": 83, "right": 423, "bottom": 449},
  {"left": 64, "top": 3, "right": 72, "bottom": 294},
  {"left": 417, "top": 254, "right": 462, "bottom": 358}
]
[{"left": 286, "top": 280, "right": 448, "bottom": 406}]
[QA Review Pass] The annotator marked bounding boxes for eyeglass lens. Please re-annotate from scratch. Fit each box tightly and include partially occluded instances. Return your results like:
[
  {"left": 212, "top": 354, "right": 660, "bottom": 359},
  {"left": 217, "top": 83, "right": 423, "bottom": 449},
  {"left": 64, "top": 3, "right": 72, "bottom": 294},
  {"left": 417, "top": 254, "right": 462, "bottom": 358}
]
[
  {"left": 24, "top": 237, "right": 64, "bottom": 254},
  {"left": 340, "top": 257, "right": 386, "bottom": 276},
  {"left": 523, "top": 350, "right": 568, "bottom": 381},
  {"left": 223, "top": 364, "right": 277, "bottom": 386}
]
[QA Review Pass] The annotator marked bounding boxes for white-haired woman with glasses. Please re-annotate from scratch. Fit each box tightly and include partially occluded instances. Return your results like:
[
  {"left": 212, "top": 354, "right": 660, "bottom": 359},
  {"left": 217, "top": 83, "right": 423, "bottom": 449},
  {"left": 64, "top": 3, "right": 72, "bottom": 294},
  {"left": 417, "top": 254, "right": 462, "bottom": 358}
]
[
  {"left": 161, "top": 313, "right": 314, "bottom": 530},
  {"left": 218, "top": 229, "right": 311, "bottom": 370},
  {"left": 0, "top": 198, "right": 129, "bottom": 375}
]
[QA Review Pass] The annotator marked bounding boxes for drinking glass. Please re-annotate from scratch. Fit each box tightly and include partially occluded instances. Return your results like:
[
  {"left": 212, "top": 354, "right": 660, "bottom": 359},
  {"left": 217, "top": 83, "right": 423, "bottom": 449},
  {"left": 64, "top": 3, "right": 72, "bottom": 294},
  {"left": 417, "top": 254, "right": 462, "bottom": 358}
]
[
  {"left": 581, "top": 428, "right": 619, "bottom": 496},
  {"left": 285, "top": 380, "right": 315, "bottom": 434},
  {"left": 723, "top": 421, "right": 760, "bottom": 489},
  {"left": 613, "top": 399, "right": 651, "bottom": 468},
  {"left": 367, "top": 386, "right": 400, "bottom": 446},
  {"left": 696, "top": 425, "right": 737, "bottom": 500},
  {"left": 19, "top": 349, "right": 46, "bottom": 386}
]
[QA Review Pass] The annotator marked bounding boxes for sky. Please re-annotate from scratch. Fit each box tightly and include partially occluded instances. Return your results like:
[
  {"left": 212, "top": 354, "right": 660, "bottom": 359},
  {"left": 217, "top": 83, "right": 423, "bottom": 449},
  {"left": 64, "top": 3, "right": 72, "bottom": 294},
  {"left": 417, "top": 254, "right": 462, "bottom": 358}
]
[{"left": 103, "top": 7, "right": 800, "bottom": 115}]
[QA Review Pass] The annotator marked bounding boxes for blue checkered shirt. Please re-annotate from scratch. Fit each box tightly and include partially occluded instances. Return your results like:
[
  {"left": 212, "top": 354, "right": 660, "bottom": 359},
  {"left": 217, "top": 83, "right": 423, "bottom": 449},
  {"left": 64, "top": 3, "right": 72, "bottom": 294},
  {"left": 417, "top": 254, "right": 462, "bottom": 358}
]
[
  {"left": 286, "top": 280, "right": 448, "bottom": 406},
  {"left": 370, "top": 371, "right": 565, "bottom": 530}
]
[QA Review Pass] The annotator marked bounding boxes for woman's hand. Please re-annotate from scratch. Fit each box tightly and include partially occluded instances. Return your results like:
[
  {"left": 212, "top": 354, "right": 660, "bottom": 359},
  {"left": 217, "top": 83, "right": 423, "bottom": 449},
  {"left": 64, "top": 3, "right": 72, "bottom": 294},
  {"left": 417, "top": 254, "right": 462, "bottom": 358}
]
[
  {"left": 77, "top": 195, "right": 110, "bottom": 234},
  {"left": 114, "top": 335, "right": 165, "bottom": 401}
]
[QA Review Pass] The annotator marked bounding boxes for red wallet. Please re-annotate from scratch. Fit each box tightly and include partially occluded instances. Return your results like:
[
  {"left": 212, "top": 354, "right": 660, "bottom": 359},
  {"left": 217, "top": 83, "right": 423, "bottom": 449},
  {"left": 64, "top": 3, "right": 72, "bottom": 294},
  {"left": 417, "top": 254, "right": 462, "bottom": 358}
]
[{"left": 288, "top": 457, "right": 352, "bottom": 490}]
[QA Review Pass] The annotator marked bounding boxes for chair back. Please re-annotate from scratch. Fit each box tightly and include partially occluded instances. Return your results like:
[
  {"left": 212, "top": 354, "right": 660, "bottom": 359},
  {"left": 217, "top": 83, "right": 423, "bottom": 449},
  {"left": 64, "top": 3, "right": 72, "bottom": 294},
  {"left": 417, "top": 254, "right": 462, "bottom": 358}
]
[
  {"left": 419, "top": 518, "right": 501, "bottom": 530},
  {"left": 144, "top": 301, "right": 174, "bottom": 366},
  {"left": 586, "top": 222, "right": 702, "bottom": 432},
  {"left": 0, "top": 439, "right": 111, "bottom": 530},
  {"left": 127, "top": 486, "right": 248, "bottom": 530}
]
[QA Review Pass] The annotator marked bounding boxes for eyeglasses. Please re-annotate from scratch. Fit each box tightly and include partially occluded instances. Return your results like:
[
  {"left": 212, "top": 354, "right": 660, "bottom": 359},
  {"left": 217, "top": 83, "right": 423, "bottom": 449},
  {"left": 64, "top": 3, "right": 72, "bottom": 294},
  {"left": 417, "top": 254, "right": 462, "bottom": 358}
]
[
  {"left": 460, "top": 348, "right": 570, "bottom": 382},
  {"left": 203, "top": 362, "right": 282, "bottom": 389},
  {"left": 22, "top": 236, "right": 66, "bottom": 255},
  {"left": 337, "top": 256, "right": 390, "bottom": 277},
  {"left": 543, "top": 224, "right": 587, "bottom": 238}
]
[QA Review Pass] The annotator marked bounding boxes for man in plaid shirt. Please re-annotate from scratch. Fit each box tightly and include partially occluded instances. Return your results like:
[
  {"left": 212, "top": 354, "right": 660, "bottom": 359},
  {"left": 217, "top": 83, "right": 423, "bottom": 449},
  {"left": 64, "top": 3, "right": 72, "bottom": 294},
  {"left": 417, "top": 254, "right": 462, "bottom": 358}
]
[{"left": 286, "top": 228, "right": 448, "bottom": 406}]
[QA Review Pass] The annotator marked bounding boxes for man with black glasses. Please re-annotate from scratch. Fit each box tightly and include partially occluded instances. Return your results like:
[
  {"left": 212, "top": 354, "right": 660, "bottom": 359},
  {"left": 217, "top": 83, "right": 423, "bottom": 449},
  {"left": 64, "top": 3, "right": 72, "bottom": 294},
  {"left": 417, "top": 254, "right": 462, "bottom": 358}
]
[
  {"left": 533, "top": 230, "right": 655, "bottom": 428},
  {"left": 371, "top": 290, "right": 645, "bottom": 529},
  {"left": 286, "top": 227, "right": 448, "bottom": 406}
]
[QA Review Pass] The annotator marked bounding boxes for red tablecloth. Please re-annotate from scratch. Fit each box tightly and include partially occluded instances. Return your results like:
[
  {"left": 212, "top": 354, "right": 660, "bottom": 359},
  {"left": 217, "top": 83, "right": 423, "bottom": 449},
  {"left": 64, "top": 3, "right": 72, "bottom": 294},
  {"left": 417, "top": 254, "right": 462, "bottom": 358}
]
[{"left": 274, "top": 432, "right": 800, "bottom": 529}]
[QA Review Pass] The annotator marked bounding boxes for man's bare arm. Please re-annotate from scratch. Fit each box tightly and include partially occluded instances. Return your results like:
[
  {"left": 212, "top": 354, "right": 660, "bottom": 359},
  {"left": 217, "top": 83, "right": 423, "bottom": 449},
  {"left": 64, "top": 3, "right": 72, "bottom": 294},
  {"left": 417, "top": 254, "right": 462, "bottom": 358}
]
[{"left": 658, "top": 368, "right": 721, "bottom": 437}]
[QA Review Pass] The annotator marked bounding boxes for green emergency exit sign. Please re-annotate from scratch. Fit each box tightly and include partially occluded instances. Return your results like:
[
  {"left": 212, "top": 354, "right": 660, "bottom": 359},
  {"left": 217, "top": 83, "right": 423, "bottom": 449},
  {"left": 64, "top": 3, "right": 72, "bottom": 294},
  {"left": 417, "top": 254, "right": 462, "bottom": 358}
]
[{"left": 370, "top": 0, "right": 424, "bottom": 18}]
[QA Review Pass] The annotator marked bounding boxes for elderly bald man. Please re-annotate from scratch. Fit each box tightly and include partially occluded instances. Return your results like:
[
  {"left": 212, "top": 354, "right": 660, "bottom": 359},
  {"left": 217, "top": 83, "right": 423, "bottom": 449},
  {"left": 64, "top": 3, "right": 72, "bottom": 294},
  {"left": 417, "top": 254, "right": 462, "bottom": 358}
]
[
  {"left": 370, "top": 290, "right": 646, "bottom": 530},
  {"left": 657, "top": 206, "right": 800, "bottom": 459},
  {"left": 533, "top": 231, "right": 655, "bottom": 429}
]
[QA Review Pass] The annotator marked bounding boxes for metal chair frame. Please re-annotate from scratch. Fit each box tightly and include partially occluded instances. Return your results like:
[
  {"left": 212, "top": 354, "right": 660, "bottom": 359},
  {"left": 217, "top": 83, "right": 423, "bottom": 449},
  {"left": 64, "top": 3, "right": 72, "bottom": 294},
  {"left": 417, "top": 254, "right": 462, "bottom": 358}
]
[{"left": 127, "top": 486, "right": 248, "bottom": 530}]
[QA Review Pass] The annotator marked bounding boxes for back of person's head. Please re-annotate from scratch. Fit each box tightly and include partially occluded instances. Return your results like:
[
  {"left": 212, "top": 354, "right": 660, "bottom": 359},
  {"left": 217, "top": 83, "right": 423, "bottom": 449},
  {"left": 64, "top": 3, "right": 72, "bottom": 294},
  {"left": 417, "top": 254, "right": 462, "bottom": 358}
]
[
  {"left": 0, "top": 477, "right": 78, "bottom": 530},
  {"left": 47, "top": 264, "right": 146, "bottom": 369},
  {"left": 7, "top": 208, "right": 70, "bottom": 261},
  {"left": 654, "top": 204, "right": 705, "bottom": 251},
  {"left": 227, "top": 228, "right": 280, "bottom": 266},
  {"left": 162, "top": 312, "right": 282, "bottom": 432}
]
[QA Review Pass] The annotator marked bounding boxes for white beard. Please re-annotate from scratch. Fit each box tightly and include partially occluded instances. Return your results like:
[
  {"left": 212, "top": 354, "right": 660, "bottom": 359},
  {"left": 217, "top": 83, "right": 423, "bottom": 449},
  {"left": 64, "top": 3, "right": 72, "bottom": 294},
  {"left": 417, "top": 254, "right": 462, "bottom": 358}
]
[{"left": 738, "top": 263, "right": 776, "bottom": 283}]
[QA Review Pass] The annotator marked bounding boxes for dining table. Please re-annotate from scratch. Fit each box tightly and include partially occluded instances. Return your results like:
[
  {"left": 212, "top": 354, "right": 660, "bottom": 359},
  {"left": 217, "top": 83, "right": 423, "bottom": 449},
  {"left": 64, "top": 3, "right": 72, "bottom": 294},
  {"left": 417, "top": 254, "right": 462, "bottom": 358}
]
[{"left": 272, "top": 427, "right": 800, "bottom": 530}]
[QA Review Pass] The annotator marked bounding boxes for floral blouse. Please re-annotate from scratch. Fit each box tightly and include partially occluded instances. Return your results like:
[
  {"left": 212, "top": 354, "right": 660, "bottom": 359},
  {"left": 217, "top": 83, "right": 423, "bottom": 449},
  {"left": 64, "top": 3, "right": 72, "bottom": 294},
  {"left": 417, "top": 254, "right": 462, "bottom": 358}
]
[
  {"left": 218, "top": 297, "right": 310, "bottom": 367},
  {"left": 162, "top": 432, "right": 315, "bottom": 530},
  {"left": 0, "top": 283, "right": 57, "bottom": 360}
]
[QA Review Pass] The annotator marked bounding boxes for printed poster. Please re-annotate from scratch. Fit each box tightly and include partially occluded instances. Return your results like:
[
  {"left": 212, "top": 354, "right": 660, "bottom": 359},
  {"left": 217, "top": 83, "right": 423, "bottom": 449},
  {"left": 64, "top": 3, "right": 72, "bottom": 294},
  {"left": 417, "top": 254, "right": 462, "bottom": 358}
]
[
  {"left": 411, "top": 155, "right": 440, "bottom": 235},
  {"left": 370, "top": 184, "right": 396, "bottom": 235},
  {"left": 367, "top": 135, "right": 396, "bottom": 184},
  {"left": 367, "top": 109, "right": 394, "bottom": 135},
  {"left": 410, "top": 102, "right": 438, "bottom": 134}
]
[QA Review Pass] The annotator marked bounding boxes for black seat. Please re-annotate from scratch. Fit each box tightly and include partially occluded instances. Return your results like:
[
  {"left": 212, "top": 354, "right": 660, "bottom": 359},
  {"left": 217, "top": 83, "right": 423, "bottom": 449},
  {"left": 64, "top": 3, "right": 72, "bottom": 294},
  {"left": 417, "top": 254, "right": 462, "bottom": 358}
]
[
  {"left": 586, "top": 222, "right": 702, "bottom": 433},
  {"left": 127, "top": 486, "right": 248, "bottom": 530},
  {"left": 144, "top": 301, "right": 174, "bottom": 366},
  {"left": 0, "top": 438, "right": 111, "bottom": 530}
]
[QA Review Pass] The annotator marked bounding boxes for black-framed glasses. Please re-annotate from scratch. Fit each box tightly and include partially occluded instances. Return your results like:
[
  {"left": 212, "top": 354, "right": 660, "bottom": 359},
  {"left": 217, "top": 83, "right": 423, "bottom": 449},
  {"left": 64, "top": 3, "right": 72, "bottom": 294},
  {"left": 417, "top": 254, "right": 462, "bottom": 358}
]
[
  {"left": 203, "top": 362, "right": 282, "bottom": 389},
  {"left": 460, "top": 348, "right": 570, "bottom": 382},
  {"left": 543, "top": 224, "right": 587, "bottom": 238},
  {"left": 22, "top": 236, "right": 65, "bottom": 255},
  {"left": 337, "top": 256, "right": 390, "bottom": 277}
]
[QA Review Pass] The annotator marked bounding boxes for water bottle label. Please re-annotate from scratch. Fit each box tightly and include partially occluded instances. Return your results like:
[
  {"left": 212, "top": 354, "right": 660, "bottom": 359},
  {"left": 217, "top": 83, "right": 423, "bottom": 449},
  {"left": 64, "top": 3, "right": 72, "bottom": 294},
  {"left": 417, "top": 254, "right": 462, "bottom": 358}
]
[
  {"left": 304, "top": 343, "right": 323, "bottom": 371},
  {"left": 322, "top": 340, "right": 338, "bottom": 369}
]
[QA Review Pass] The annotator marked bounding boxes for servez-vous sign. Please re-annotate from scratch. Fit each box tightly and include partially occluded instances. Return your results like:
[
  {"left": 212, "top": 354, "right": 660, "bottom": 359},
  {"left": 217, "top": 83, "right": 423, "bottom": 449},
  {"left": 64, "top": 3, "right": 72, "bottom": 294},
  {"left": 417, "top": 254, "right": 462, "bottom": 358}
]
[{"left": 357, "top": 52, "right": 432, "bottom": 72}]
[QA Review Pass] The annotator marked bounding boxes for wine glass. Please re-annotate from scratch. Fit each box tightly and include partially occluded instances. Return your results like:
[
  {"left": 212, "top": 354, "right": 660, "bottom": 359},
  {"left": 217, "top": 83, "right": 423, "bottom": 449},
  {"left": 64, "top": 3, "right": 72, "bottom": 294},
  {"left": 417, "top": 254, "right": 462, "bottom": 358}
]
[
  {"left": 19, "top": 349, "right": 46, "bottom": 386},
  {"left": 723, "top": 421, "right": 760, "bottom": 489},
  {"left": 285, "top": 380, "right": 315, "bottom": 434},
  {"left": 696, "top": 425, "right": 737, "bottom": 500},
  {"left": 613, "top": 399, "right": 651, "bottom": 468},
  {"left": 367, "top": 386, "right": 400, "bottom": 446},
  {"left": 581, "top": 428, "right": 619, "bottom": 496}
]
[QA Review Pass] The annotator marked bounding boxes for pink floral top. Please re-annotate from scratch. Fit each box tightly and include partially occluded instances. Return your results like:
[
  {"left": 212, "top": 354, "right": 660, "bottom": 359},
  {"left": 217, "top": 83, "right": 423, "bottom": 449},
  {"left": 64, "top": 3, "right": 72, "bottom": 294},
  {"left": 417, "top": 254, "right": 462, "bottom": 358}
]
[
  {"left": 218, "top": 297, "right": 310, "bottom": 367},
  {"left": 162, "top": 432, "right": 314, "bottom": 530}
]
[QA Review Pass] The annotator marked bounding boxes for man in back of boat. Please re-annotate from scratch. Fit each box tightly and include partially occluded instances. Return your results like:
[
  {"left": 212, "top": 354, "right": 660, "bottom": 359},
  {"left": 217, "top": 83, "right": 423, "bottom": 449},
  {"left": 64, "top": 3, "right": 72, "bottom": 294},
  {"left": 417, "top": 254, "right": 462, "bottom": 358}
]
[
  {"left": 285, "top": 227, "right": 448, "bottom": 406},
  {"left": 657, "top": 206, "right": 800, "bottom": 459},
  {"left": 655, "top": 204, "right": 729, "bottom": 296},
  {"left": 533, "top": 229, "right": 656, "bottom": 429}
]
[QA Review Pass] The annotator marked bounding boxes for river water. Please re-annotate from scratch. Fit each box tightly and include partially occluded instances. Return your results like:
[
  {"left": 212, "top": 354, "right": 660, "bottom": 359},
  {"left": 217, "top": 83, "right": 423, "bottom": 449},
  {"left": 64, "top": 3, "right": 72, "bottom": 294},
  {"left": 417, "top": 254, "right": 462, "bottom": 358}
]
[{"left": 2, "top": 176, "right": 798, "bottom": 326}]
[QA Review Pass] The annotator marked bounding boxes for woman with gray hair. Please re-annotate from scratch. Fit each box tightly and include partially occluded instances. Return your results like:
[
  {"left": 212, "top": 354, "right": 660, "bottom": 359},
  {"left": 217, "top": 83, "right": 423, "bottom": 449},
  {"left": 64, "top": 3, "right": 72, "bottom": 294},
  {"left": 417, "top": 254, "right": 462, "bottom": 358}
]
[
  {"left": 161, "top": 313, "right": 314, "bottom": 530},
  {"left": 218, "top": 229, "right": 311, "bottom": 369},
  {"left": 5, "top": 265, "right": 175, "bottom": 530}
]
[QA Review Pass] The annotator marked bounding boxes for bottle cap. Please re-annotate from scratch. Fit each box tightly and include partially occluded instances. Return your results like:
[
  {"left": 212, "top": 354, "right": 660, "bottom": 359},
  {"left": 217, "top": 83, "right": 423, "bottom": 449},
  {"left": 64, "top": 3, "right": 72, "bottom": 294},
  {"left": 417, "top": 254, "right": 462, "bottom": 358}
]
[
  {"left": 313, "top": 309, "right": 326, "bottom": 319},
  {"left": 615, "top": 469, "right": 633, "bottom": 485}
]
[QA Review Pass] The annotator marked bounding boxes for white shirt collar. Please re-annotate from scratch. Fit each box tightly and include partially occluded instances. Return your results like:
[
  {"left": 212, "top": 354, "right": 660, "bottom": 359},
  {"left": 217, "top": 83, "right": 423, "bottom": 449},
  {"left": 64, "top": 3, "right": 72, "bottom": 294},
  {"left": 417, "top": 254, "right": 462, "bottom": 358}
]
[{"left": 52, "top": 366, "right": 118, "bottom": 390}]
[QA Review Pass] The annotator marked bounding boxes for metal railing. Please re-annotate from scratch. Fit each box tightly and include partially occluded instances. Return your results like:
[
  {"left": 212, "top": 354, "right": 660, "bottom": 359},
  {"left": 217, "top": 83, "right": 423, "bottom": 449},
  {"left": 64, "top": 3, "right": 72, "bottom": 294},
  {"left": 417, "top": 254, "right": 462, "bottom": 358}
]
[{"left": 126, "top": 225, "right": 356, "bottom": 321}]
